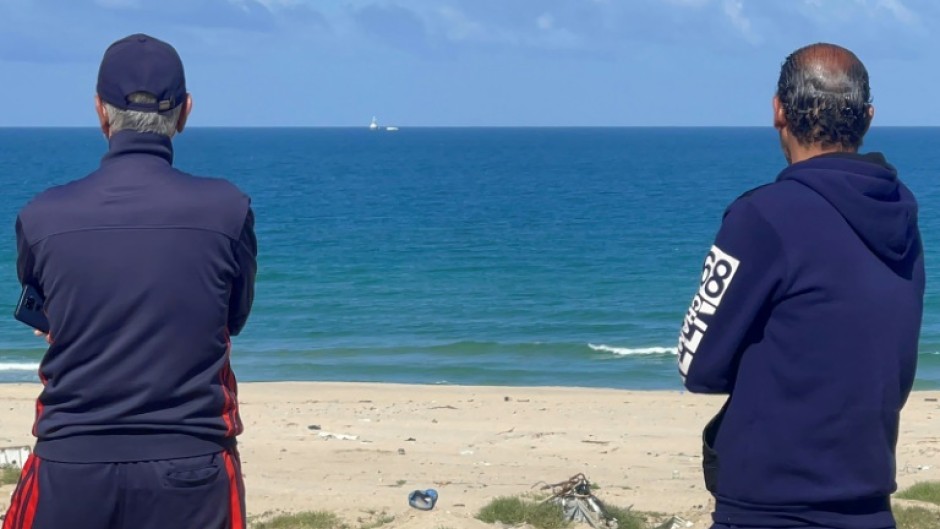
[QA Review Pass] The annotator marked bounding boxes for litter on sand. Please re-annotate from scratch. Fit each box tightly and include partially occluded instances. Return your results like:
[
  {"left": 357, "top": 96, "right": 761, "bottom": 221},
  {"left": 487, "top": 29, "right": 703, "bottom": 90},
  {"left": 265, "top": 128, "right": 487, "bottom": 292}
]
[
  {"left": 316, "top": 432, "right": 359, "bottom": 441},
  {"left": 537, "top": 473, "right": 618, "bottom": 529},
  {"left": 408, "top": 489, "right": 438, "bottom": 511}
]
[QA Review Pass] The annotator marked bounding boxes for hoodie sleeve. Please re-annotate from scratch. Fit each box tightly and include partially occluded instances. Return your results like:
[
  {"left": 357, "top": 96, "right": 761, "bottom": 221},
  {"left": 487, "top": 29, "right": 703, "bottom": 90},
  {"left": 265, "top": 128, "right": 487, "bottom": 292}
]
[
  {"left": 677, "top": 198, "right": 786, "bottom": 394},
  {"left": 15, "top": 216, "right": 40, "bottom": 292}
]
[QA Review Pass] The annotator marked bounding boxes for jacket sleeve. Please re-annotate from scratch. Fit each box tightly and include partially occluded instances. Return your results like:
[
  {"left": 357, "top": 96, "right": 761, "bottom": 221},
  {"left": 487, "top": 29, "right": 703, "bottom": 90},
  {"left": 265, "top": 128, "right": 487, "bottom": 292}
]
[
  {"left": 677, "top": 198, "right": 786, "bottom": 394},
  {"left": 228, "top": 207, "right": 257, "bottom": 336}
]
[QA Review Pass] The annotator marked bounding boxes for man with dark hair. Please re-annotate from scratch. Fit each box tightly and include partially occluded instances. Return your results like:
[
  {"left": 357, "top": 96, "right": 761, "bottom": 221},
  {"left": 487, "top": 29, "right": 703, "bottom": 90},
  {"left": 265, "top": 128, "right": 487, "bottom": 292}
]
[
  {"left": 2, "top": 34, "right": 256, "bottom": 529},
  {"left": 677, "top": 43, "right": 923, "bottom": 529}
]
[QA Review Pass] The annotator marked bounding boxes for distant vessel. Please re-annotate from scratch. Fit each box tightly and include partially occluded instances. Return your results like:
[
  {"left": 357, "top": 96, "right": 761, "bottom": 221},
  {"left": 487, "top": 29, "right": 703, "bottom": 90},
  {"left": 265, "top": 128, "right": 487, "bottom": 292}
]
[{"left": 370, "top": 117, "right": 400, "bottom": 132}]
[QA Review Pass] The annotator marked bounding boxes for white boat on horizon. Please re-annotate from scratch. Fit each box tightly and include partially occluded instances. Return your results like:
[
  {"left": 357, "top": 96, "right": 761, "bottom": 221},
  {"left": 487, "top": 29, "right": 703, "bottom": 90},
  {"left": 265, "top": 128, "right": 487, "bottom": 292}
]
[{"left": 369, "top": 117, "right": 400, "bottom": 132}]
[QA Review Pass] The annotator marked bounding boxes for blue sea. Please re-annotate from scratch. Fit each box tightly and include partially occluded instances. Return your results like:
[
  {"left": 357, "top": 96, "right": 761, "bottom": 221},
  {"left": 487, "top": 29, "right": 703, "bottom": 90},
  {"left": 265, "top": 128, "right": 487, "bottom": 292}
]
[{"left": 0, "top": 127, "right": 938, "bottom": 390}]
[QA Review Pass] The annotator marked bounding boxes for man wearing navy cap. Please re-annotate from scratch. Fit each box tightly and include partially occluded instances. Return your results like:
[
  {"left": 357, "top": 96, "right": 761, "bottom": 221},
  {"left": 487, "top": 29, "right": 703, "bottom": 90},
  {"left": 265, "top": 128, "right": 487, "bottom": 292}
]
[{"left": 3, "top": 34, "right": 256, "bottom": 529}]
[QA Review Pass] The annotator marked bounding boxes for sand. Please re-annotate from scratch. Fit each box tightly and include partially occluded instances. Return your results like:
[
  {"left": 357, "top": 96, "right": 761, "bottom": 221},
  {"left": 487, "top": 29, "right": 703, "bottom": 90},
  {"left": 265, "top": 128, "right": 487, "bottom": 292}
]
[{"left": 1, "top": 383, "right": 938, "bottom": 528}]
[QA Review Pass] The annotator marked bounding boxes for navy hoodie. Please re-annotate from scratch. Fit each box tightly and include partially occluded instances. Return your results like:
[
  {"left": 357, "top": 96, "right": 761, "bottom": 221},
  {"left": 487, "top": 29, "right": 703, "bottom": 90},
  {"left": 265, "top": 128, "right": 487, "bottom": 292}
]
[
  {"left": 677, "top": 153, "right": 924, "bottom": 529},
  {"left": 16, "top": 131, "right": 257, "bottom": 463}
]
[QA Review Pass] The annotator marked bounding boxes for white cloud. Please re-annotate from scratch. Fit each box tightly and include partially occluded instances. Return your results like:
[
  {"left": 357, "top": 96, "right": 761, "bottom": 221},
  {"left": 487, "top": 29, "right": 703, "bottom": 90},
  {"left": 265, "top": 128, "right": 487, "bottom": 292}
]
[
  {"left": 227, "top": 0, "right": 252, "bottom": 13},
  {"left": 661, "top": 0, "right": 711, "bottom": 7},
  {"left": 228, "top": 0, "right": 303, "bottom": 12},
  {"left": 94, "top": 0, "right": 140, "bottom": 8},
  {"left": 876, "top": 0, "right": 917, "bottom": 25},
  {"left": 437, "top": 6, "right": 488, "bottom": 42},
  {"left": 800, "top": 0, "right": 919, "bottom": 26},
  {"left": 536, "top": 13, "right": 554, "bottom": 31},
  {"left": 432, "top": 6, "right": 583, "bottom": 51},
  {"left": 722, "top": 0, "right": 756, "bottom": 41}
]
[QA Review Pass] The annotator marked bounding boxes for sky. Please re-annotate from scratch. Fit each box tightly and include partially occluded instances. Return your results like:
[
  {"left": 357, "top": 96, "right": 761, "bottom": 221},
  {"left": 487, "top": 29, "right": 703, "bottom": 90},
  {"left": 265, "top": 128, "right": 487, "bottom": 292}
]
[{"left": 0, "top": 0, "right": 937, "bottom": 127}]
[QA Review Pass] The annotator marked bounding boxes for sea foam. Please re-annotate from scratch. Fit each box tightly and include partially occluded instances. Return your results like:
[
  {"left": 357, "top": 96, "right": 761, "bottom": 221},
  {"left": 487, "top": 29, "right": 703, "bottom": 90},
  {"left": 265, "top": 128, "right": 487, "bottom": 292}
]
[
  {"left": 0, "top": 362, "right": 40, "bottom": 371},
  {"left": 588, "top": 343, "right": 675, "bottom": 356}
]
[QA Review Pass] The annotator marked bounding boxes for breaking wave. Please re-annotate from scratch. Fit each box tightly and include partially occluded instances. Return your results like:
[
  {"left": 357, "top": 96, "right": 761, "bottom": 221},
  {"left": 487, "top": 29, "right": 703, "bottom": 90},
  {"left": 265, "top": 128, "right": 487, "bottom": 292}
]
[{"left": 588, "top": 344, "right": 675, "bottom": 356}]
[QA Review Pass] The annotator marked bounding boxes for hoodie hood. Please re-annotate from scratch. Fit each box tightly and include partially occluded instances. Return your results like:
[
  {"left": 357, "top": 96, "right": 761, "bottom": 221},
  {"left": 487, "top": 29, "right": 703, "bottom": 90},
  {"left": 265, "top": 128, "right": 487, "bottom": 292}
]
[{"left": 776, "top": 152, "right": 919, "bottom": 264}]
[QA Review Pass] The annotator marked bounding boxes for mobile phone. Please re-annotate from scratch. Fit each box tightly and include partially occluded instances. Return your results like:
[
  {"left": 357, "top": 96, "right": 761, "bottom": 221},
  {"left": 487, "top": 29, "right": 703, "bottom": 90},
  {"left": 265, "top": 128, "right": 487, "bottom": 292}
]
[{"left": 14, "top": 284, "right": 49, "bottom": 334}]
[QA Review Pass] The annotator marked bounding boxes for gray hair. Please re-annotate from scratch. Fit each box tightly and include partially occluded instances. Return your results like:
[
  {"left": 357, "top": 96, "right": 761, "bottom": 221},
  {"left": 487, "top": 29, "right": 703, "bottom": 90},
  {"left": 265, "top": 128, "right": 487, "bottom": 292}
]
[
  {"left": 104, "top": 92, "right": 183, "bottom": 137},
  {"left": 776, "top": 43, "right": 872, "bottom": 149}
]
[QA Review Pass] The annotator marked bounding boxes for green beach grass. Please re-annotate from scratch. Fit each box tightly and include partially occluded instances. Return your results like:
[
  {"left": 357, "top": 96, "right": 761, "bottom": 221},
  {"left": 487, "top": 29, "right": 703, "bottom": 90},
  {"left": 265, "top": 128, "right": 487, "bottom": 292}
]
[
  {"left": 249, "top": 510, "right": 395, "bottom": 529},
  {"left": 244, "top": 481, "right": 940, "bottom": 529},
  {"left": 476, "top": 496, "right": 568, "bottom": 529},
  {"left": 251, "top": 511, "right": 345, "bottom": 529},
  {"left": 0, "top": 465, "right": 20, "bottom": 486},
  {"left": 893, "top": 481, "right": 940, "bottom": 529},
  {"left": 893, "top": 506, "right": 940, "bottom": 529},
  {"left": 896, "top": 481, "right": 940, "bottom": 505},
  {"left": 475, "top": 495, "right": 651, "bottom": 529}
]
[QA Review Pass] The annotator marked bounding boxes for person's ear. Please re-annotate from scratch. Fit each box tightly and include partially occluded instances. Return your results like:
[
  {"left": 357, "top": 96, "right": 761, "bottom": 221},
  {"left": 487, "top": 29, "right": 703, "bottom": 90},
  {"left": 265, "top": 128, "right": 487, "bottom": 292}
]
[
  {"left": 772, "top": 95, "right": 787, "bottom": 131},
  {"left": 176, "top": 94, "right": 193, "bottom": 134},
  {"left": 95, "top": 95, "right": 111, "bottom": 138},
  {"left": 856, "top": 104, "right": 875, "bottom": 138}
]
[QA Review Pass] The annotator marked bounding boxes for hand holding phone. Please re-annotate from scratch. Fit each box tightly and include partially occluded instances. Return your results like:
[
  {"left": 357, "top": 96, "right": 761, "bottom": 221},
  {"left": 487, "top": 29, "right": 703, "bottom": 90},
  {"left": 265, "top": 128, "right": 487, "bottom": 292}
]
[{"left": 14, "top": 284, "right": 50, "bottom": 334}]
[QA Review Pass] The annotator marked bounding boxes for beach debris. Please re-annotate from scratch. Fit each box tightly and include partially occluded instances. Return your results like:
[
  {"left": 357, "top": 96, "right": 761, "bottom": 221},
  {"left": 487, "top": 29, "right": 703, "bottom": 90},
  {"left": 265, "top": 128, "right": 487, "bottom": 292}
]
[
  {"left": 926, "top": 398, "right": 938, "bottom": 402},
  {"left": 307, "top": 424, "right": 321, "bottom": 430},
  {"left": 536, "top": 473, "right": 618, "bottom": 529},
  {"left": 397, "top": 448, "right": 406, "bottom": 455},
  {"left": 653, "top": 516, "right": 693, "bottom": 529},
  {"left": 504, "top": 396, "right": 511, "bottom": 402},
  {"left": 316, "top": 431, "right": 359, "bottom": 441},
  {"left": 0, "top": 446, "right": 31, "bottom": 468},
  {"left": 430, "top": 405, "right": 458, "bottom": 410},
  {"left": 408, "top": 489, "right": 438, "bottom": 511}
]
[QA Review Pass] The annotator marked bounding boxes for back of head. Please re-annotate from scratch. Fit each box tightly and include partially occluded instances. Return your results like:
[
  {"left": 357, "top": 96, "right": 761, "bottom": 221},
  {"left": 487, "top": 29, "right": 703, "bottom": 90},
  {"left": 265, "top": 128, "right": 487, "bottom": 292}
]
[
  {"left": 97, "top": 34, "right": 187, "bottom": 137},
  {"left": 776, "top": 43, "right": 872, "bottom": 149}
]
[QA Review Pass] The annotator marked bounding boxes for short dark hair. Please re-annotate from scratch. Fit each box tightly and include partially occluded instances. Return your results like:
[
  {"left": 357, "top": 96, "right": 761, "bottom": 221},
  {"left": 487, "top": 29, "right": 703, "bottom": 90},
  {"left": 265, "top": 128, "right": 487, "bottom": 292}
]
[{"left": 776, "top": 43, "right": 872, "bottom": 149}]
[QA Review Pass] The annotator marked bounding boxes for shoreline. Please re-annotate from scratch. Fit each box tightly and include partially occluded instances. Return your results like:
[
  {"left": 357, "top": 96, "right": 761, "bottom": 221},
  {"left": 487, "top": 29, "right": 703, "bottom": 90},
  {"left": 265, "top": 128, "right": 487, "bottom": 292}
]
[
  {"left": 2, "top": 382, "right": 939, "bottom": 527},
  {"left": 2, "top": 377, "right": 939, "bottom": 391}
]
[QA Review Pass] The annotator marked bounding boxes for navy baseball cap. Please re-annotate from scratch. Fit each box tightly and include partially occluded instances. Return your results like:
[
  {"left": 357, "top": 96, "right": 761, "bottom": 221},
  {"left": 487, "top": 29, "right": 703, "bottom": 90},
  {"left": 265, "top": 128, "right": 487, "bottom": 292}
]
[{"left": 97, "top": 34, "right": 187, "bottom": 112}]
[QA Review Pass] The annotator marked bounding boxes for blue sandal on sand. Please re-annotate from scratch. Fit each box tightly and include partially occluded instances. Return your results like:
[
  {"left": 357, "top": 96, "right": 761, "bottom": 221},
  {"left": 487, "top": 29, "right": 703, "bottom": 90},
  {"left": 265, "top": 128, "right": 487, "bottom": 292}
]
[{"left": 408, "top": 489, "right": 438, "bottom": 511}]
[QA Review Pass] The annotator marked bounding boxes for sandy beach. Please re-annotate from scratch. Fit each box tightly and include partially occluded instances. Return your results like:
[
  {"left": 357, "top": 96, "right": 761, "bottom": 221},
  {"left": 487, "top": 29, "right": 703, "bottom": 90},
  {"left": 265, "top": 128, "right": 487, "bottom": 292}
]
[{"left": 2, "top": 383, "right": 939, "bottom": 528}]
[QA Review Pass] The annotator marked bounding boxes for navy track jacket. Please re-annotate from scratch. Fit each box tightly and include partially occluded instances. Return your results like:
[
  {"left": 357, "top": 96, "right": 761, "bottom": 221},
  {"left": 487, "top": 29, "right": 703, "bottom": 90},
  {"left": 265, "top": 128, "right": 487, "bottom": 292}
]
[
  {"left": 677, "top": 153, "right": 924, "bottom": 529},
  {"left": 16, "top": 131, "right": 257, "bottom": 463}
]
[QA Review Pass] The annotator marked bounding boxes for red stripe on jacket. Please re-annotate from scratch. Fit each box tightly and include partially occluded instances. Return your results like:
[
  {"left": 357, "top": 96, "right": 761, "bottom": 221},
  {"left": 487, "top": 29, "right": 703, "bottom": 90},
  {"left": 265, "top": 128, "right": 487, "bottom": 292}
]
[{"left": 219, "top": 329, "right": 242, "bottom": 437}]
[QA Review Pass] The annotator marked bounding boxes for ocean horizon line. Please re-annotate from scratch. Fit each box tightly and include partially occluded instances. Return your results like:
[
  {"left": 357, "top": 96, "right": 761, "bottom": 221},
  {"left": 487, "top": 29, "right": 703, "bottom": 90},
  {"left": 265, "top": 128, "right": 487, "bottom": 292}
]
[{"left": 3, "top": 125, "right": 940, "bottom": 130}]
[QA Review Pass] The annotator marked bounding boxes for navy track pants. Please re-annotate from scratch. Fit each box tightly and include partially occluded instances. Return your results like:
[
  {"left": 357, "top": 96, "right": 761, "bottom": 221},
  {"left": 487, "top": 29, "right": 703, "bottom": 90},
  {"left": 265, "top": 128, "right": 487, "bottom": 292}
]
[{"left": 2, "top": 448, "right": 244, "bottom": 529}]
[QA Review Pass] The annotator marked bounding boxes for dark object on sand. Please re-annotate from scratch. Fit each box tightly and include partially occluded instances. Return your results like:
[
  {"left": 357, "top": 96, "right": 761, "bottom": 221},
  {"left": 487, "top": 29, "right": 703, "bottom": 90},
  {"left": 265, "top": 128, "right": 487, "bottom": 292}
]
[
  {"left": 537, "top": 473, "right": 618, "bottom": 529},
  {"left": 408, "top": 489, "right": 438, "bottom": 511}
]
